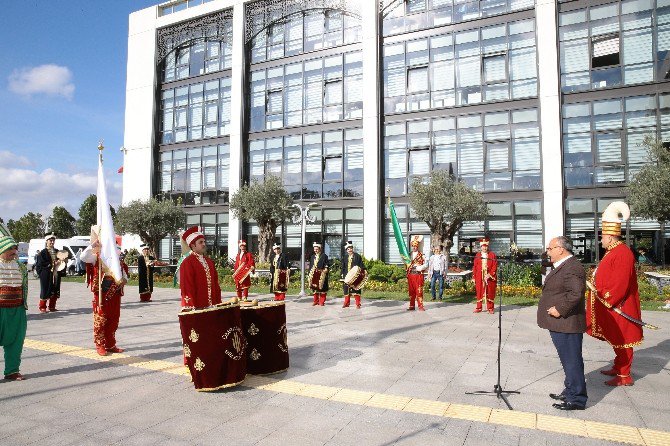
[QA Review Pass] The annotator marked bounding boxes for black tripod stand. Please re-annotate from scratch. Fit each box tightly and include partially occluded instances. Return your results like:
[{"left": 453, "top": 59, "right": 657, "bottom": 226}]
[{"left": 465, "top": 259, "right": 520, "bottom": 410}]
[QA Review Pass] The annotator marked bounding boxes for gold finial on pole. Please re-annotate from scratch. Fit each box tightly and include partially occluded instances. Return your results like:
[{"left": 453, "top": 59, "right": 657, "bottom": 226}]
[{"left": 98, "top": 140, "right": 104, "bottom": 162}]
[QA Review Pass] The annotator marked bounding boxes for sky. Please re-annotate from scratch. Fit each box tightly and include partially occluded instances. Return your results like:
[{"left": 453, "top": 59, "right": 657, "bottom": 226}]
[{"left": 0, "top": 0, "right": 160, "bottom": 222}]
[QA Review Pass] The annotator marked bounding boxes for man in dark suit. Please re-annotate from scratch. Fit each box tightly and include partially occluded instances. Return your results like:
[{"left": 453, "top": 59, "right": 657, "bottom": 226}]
[{"left": 537, "top": 236, "right": 587, "bottom": 411}]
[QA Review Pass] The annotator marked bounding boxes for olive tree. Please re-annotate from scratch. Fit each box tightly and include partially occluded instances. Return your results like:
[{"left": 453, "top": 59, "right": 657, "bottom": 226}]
[
  {"left": 409, "top": 169, "right": 488, "bottom": 251},
  {"left": 115, "top": 198, "right": 186, "bottom": 255},
  {"left": 628, "top": 136, "right": 670, "bottom": 265},
  {"left": 229, "top": 176, "right": 294, "bottom": 263}
]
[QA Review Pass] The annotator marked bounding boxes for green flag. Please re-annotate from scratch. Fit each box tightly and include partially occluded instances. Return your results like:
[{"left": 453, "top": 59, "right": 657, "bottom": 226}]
[{"left": 389, "top": 199, "right": 410, "bottom": 265}]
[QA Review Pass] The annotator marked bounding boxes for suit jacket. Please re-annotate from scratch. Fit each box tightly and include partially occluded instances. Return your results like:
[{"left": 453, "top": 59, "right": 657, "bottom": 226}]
[{"left": 537, "top": 256, "right": 586, "bottom": 334}]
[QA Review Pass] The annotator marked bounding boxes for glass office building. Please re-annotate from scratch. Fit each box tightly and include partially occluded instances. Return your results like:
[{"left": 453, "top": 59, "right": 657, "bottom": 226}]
[{"left": 123, "top": 0, "right": 670, "bottom": 263}]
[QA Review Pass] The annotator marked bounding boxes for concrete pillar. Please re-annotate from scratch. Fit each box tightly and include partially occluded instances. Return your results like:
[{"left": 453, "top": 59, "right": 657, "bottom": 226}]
[
  {"left": 123, "top": 7, "right": 158, "bottom": 205},
  {"left": 361, "top": 1, "right": 382, "bottom": 260},
  {"left": 228, "top": 0, "right": 245, "bottom": 252},
  {"left": 536, "top": 0, "right": 564, "bottom": 243}
]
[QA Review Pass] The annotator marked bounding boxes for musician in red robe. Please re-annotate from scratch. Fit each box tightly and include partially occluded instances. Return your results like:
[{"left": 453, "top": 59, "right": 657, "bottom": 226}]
[
  {"left": 179, "top": 226, "right": 222, "bottom": 309},
  {"left": 233, "top": 240, "right": 255, "bottom": 301},
  {"left": 406, "top": 235, "right": 427, "bottom": 311},
  {"left": 587, "top": 201, "right": 642, "bottom": 386},
  {"left": 81, "top": 230, "right": 128, "bottom": 357},
  {"left": 472, "top": 238, "right": 497, "bottom": 314}
]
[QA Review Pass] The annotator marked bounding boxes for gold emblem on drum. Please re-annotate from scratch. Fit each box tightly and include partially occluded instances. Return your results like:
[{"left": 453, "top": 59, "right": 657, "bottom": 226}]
[
  {"left": 248, "top": 323, "right": 259, "bottom": 336},
  {"left": 183, "top": 343, "right": 191, "bottom": 358},
  {"left": 194, "top": 357, "right": 205, "bottom": 371},
  {"left": 250, "top": 348, "right": 261, "bottom": 361},
  {"left": 189, "top": 329, "right": 199, "bottom": 343},
  {"left": 277, "top": 323, "right": 288, "bottom": 352},
  {"left": 222, "top": 327, "right": 247, "bottom": 360}
]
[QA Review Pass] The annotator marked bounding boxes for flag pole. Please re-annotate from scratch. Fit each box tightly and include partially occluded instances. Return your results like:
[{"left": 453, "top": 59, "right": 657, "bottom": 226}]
[{"left": 98, "top": 142, "right": 104, "bottom": 309}]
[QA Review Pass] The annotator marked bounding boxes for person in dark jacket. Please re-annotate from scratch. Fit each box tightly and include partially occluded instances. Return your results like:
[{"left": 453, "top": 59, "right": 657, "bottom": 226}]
[
  {"left": 35, "top": 233, "right": 65, "bottom": 313},
  {"left": 538, "top": 235, "right": 587, "bottom": 411},
  {"left": 308, "top": 242, "right": 329, "bottom": 306},
  {"left": 138, "top": 244, "right": 156, "bottom": 302},
  {"left": 342, "top": 241, "right": 365, "bottom": 309},
  {"left": 269, "top": 243, "right": 289, "bottom": 301}
]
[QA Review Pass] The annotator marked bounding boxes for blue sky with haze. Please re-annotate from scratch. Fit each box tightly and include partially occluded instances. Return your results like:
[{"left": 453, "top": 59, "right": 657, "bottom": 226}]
[{"left": 0, "top": 0, "right": 159, "bottom": 221}]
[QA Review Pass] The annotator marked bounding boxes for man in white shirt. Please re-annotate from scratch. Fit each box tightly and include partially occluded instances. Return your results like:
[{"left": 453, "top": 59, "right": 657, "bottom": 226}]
[{"left": 428, "top": 246, "right": 447, "bottom": 300}]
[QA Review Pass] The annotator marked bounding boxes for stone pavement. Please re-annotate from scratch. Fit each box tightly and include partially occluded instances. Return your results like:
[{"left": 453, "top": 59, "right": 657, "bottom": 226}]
[{"left": 1, "top": 281, "right": 669, "bottom": 446}]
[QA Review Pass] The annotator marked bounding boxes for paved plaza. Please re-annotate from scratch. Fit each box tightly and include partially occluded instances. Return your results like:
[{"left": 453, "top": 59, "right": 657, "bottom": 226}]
[{"left": 1, "top": 281, "right": 669, "bottom": 446}]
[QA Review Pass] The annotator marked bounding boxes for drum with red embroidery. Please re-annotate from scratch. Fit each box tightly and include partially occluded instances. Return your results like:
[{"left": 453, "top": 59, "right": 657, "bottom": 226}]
[
  {"left": 343, "top": 265, "right": 368, "bottom": 291},
  {"left": 240, "top": 301, "right": 289, "bottom": 375},
  {"left": 309, "top": 267, "right": 326, "bottom": 291},
  {"left": 178, "top": 303, "right": 247, "bottom": 391},
  {"left": 233, "top": 262, "right": 253, "bottom": 284},
  {"left": 273, "top": 268, "right": 289, "bottom": 292}
]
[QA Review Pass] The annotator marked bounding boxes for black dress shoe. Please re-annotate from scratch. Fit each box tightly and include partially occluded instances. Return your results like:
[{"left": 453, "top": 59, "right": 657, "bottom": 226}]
[
  {"left": 549, "top": 393, "right": 566, "bottom": 401},
  {"left": 552, "top": 402, "right": 585, "bottom": 411}
]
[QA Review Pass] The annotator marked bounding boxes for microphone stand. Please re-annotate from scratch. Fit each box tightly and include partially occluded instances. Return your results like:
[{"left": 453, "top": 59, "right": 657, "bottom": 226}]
[{"left": 465, "top": 257, "right": 520, "bottom": 410}]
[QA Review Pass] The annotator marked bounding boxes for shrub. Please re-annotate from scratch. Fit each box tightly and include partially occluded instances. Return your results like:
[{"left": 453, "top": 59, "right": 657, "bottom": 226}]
[{"left": 499, "top": 262, "right": 542, "bottom": 287}]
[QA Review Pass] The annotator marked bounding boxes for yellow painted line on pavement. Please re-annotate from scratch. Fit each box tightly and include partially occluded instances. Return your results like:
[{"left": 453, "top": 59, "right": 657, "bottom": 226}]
[{"left": 23, "top": 339, "right": 670, "bottom": 445}]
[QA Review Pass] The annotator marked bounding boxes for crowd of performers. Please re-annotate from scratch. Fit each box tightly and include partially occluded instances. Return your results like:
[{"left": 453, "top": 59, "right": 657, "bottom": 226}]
[{"left": 0, "top": 200, "right": 648, "bottom": 400}]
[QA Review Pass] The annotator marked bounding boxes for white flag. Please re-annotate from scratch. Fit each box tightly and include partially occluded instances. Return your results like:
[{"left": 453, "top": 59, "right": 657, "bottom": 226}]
[{"left": 97, "top": 153, "right": 122, "bottom": 281}]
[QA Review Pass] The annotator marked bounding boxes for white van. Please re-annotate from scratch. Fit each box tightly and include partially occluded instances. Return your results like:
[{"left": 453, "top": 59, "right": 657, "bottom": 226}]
[{"left": 28, "top": 237, "right": 91, "bottom": 276}]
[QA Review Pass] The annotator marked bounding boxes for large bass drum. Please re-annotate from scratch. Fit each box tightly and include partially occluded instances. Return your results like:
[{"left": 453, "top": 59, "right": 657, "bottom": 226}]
[
  {"left": 344, "top": 265, "right": 368, "bottom": 291},
  {"left": 240, "top": 301, "right": 289, "bottom": 375},
  {"left": 178, "top": 303, "right": 247, "bottom": 391}
]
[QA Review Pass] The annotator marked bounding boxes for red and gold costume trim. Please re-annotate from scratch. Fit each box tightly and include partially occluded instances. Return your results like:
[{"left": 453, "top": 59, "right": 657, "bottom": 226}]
[{"left": 587, "top": 241, "right": 643, "bottom": 349}]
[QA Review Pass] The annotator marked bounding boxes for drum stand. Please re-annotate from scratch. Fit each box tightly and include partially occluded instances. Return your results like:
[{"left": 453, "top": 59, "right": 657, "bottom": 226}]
[{"left": 465, "top": 259, "right": 520, "bottom": 410}]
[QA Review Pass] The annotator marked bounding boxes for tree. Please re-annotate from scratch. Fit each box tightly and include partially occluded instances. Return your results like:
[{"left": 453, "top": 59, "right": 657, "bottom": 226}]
[
  {"left": 628, "top": 135, "right": 670, "bottom": 265},
  {"left": 7, "top": 212, "right": 46, "bottom": 242},
  {"left": 76, "top": 194, "right": 116, "bottom": 235},
  {"left": 408, "top": 169, "right": 488, "bottom": 252},
  {"left": 229, "top": 176, "right": 294, "bottom": 263},
  {"left": 48, "top": 206, "right": 76, "bottom": 238},
  {"left": 115, "top": 198, "right": 186, "bottom": 255}
]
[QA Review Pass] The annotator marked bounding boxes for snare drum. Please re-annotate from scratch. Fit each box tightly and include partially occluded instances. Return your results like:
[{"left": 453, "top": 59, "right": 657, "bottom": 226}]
[
  {"left": 240, "top": 301, "right": 289, "bottom": 375},
  {"left": 343, "top": 265, "right": 368, "bottom": 291},
  {"left": 178, "top": 303, "right": 247, "bottom": 391}
]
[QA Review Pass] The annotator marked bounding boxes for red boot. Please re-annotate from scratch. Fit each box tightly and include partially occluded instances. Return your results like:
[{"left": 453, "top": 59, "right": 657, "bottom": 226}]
[
  {"left": 139, "top": 293, "right": 152, "bottom": 302},
  {"left": 342, "top": 295, "right": 350, "bottom": 308},
  {"left": 407, "top": 296, "right": 415, "bottom": 311},
  {"left": 319, "top": 294, "right": 326, "bottom": 306},
  {"left": 48, "top": 297, "right": 58, "bottom": 312},
  {"left": 96, "top": 346, "right": 109, "bottom": 356},
  {"left": 605, "top": 375, "right": 634, "bottom": 386},
  {"left": 312, "top": 294, "right": 319, "bottom": 306},
  {"left": 354, "top": 295, "right": 361, "bottom": 309},
  {"left": 38, "top": 299, "right": 47, "bottom": 313}
]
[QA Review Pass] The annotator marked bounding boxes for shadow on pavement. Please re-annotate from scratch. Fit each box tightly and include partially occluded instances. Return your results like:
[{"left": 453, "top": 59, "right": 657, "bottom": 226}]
[{"left": 585, "top": 339, "right": 670, "bottom": 406}]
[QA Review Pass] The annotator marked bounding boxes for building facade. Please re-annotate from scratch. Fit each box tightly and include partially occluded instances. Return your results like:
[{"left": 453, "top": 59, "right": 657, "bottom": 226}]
[{"left": 124, "top": 0, "right": 670, "bottom": 263}]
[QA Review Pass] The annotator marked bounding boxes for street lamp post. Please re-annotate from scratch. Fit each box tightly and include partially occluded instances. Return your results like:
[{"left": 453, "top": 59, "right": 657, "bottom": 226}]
[{"left": 292, "top": 202, "right": 318, "bottom": 298}]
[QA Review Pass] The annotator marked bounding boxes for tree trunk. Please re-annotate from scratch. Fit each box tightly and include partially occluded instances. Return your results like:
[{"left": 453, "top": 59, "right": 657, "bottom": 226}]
[
  {"left": 661, "top": 220, "right": 666, "bottom": 267},
  {"left": 257, "top": 223, "right": 276, "bottom": 263}
]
